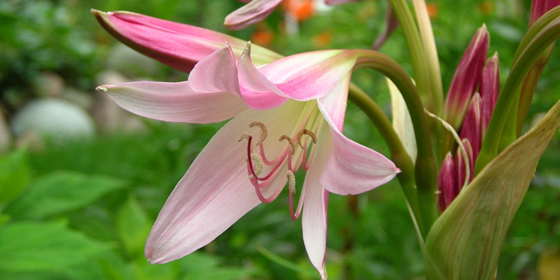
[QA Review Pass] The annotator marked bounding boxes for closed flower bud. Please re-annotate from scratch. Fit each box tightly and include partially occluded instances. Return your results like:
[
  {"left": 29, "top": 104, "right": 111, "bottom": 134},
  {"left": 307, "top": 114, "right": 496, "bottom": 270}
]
[{"left": 444, "top": 25, "right": 489, "bottom": 130}]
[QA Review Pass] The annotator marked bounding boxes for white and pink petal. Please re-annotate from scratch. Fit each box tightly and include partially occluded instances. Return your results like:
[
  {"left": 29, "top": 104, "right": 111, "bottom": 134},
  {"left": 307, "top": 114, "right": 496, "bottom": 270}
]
[
  {"left": 236, "top": 45, "right": 291, "bottom": 110},
  {"left": 145, "top": 111, "right": 261, "bottom": 263},
  {"left": 317, "top": 98, "right": 400, "bottom": 195},
  {"left": 224, "top": 0, "right": 283, "bottom": 30},
  {"left": 301, "top": 179, "right": 329, "bottom": 280},
  {"left": 188, "top": 46, "right": 241, "bottom": 95},
  {"left": 259, "top": 50, "right": 357, "bottom": 101},
  {"left": 145, "top": 100, "right": 315, "bottom": 263},
  {"left": 97, "top": 81, "right": 248, "bottom": 124},
  {"left": 92, "top": 10, "right": 282, "bottom": 72}
]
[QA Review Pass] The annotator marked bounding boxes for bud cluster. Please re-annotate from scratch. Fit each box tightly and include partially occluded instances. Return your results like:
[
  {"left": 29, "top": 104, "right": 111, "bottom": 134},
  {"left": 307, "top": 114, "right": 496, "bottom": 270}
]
[{"left": 438, "top": 27, "right": 500, "bottom": 212}]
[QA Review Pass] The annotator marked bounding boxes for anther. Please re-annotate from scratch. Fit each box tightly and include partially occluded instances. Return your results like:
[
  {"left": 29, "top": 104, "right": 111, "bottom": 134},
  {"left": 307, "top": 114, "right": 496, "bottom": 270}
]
[
  {"left": 296, "top": 129, "right": 317, "bottom": 149},
  {"left": 287, "top": 171, "right": 296, "bottom": 194},
  {"left": 251, "top": 153, "right": 264, "bottom": 176},
  {"left": 238, "top": 133, "right": 251, "bottom": 142},
  {"left": 249, "top": 121, "right": 267, "bottom": 145},
  {"left": 279, "top": 135, "right": 295, "bottom": 154}
]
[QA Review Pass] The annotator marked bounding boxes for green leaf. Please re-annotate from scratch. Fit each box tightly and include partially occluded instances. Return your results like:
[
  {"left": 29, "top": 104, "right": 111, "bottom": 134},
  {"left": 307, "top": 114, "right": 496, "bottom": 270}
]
[
  {"left": 0, "top": 149, "right": 30, "bottom": 205},
  {"left": 179, "top": 252, "right": 263, "bottom": 280},
  {"left": 132, "top": 258, "right": 180, "bottom": 280},
  {"left": 0, "top": 221, "right": 106, "bottom": 273},
  {"left": 0, "top": 271, "right": 72, "bottom": 280},
  {"left": 117, "top": 195, "right": 151, "bottom": 257},
  {"left": 257, "top": 246, "right": 317, "bottom": 278},
  {"left": 4, "top": 171, "right": 127, "bottom": 219},
  {"left": 95, "top": 250, "right": 133, "bottom": 280},
  {"left": 0, "top": 213, "right": 10, "bottom": 227},
  {"left": 425, "top": 99, "right": 560, "bottom": 279}
]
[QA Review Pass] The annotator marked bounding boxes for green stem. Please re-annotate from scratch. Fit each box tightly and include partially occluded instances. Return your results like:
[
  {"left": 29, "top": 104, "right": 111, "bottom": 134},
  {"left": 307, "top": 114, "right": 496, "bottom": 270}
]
[
  {"left": 476, "top": 7, "right": 560, "bottom": 174},
  {"left": 516, "top": 43, "right": 555, "bottom": 135},
  {"left": 410, "top": 0, "right": 444, "bottom": 165},
  {"left": 387, "top": 0, "right": 434, "bottom": 112},
  {"left": 382, "top": 0, "right": 442, "bottom": 230},
  {"left": 411, "top": 0, "right": 444, "bottom": 116},
  {"left": 354, "top": 50, "right": 439, "bottom": 232},
  {"left": 348, "top": 83, "right": 425, "bottom": 237}
]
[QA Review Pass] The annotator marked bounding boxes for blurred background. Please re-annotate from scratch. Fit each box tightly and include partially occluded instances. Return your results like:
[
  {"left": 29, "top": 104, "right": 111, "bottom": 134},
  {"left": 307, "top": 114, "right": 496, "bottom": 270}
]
[{"left": 0, "top": 0, "right": 559, "bottom": 279}]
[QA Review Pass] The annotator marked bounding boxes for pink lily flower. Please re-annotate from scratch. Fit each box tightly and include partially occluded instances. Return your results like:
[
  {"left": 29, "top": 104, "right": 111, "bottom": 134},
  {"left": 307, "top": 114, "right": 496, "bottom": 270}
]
[
  {"left": 224, "top": 0, "right": 283, "bottom": 30},
  {"left": 97, "top": 44, "right": 399, "bottom": 278},
  {"left": 92, "top": 9, "right": 282, "bottom": 72}
]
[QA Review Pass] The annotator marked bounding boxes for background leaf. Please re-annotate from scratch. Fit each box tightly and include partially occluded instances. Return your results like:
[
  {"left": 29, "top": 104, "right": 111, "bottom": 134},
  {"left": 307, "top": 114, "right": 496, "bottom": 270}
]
[
  {"left": 4, "top": 171, "right": 127, "bottom": 219},
  {"left": 0, "top": 149, "right": 30, "bottom": 205},
  {"left": 117, "top": 195, "right": 151, "bottom": 258},
  {"left": 0, "top": 221, "right": 106, "bottom": 273}
]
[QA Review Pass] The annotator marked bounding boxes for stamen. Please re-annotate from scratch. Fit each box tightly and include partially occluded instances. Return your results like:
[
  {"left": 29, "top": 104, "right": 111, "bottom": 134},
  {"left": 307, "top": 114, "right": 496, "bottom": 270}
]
[
  {"left": 279, "top": 135, "right": 295, "bottom": 154},
  {"left": 248, "top": 170, "right": 284, "bottom": 204},
  {"left": 286, "top": 170, "right": 296, "bottom": 194},
  {"left": 287, "top": 170, "right": 304, "bottom": 221},
  {"left": 249, "top": 121, "right": 267, "bottom": 145},
  {"left": 242, "top": 119, "right": 319, "bottom": 216},
  {"left": 295, "top": 129, "right": 318, "bottom": 171},
  {"left": 296, "top": 129, "right": 317, "bottom": 149},
  {"left": 246, "top": 135, "right": 290, "bottom": 182}
]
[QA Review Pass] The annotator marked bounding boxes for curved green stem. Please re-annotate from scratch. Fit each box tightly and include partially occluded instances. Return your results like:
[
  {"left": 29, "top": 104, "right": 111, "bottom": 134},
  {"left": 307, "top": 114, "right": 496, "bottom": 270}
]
[
  {"left": 348, "top": 83, "right": 425, "bottom": 237},
  {"left": 354, "top": 50, "right": 439, "bottom": 232}
]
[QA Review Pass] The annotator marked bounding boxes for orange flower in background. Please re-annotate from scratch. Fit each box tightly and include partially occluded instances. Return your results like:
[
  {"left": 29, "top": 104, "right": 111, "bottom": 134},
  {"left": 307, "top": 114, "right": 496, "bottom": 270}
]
[
  {"left": 251, "top": 27, "right": 274, "bottom": 47},
  {"left": 314, "top": 31, "right": 332, "bottom": 48},
  {"left": 426, "top": 2, "right": 439, "bottom": 19},
  {"left": 284, "top": 0, "right": 315, "bottom": 22},
  {"left": 478, "top": 2, "right": 494, "bottom": 14}
]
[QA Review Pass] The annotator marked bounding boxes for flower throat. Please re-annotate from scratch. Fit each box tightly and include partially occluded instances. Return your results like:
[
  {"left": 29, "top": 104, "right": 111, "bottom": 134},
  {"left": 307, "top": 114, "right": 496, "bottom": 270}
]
[{"left": 238, "top": 102, "right": 323, "bottom": 221}]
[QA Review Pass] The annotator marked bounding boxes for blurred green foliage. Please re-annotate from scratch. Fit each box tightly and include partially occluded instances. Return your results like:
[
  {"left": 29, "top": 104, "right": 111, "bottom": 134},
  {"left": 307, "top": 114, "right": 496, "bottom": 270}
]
[
  {"left": 0, "top": 0, "right": 98, "bottom": 112},
  {"left": 0, "top": 0, "right": 559, "bottom": 279}
]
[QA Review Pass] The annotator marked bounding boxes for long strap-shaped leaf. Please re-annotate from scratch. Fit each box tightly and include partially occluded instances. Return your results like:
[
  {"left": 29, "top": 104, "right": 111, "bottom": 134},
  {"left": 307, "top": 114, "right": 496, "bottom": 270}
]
[{"left": 424, "top": 98, "right": 560, "bottom": 280}]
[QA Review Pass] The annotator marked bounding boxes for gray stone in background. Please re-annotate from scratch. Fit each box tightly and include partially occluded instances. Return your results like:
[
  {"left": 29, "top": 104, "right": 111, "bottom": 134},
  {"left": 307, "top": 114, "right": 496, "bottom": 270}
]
[
  {"left": 106, "top": 44, "right": 158, "bottom": 78},
  {"left": 92, "top": 70, "right": 147, "bottom": 134},
  {"left": 32, "top": 72, "right": 65, "bottom": 98},
  {"left": 10, "top": 98, "right": 96, "bottom": 142}
]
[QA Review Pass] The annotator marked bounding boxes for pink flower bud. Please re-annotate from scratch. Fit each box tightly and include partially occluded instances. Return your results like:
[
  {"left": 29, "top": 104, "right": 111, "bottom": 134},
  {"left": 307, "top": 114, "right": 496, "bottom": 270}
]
[
  {"left": 444, "top": 25, "right": 489, "bottom": 129},
  {"left": 438, "top": 152, "right": 457, "bottom": 212},
  {"left": 373, "top": 4, "right": 399, "bottom": 50},
  {"left": 91, "top": 10, "right": 282, "bottom": 72},
  {"left": 479, "top": 54, "right": 500, "bottom": 134},
  {"left": 530, "top": 0, "right": 560, "bottom": 25},
  {"left": 456, "top": 139, "right": 474, "bottom": 193},
  {"left": 460, "top": 93, "right": 483, "bottom": 161}
]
